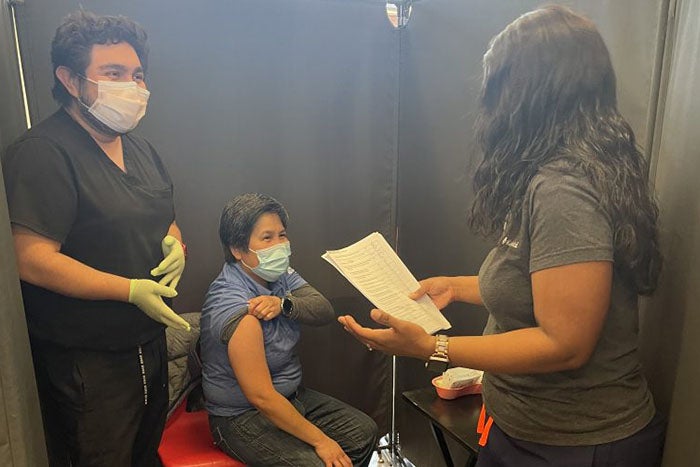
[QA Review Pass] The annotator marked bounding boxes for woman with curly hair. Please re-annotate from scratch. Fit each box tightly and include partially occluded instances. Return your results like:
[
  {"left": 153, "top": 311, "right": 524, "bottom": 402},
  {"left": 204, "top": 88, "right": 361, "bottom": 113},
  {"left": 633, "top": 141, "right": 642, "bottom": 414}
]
[{"left": 340, "top": 5, "right": 665, "bottom": 466}]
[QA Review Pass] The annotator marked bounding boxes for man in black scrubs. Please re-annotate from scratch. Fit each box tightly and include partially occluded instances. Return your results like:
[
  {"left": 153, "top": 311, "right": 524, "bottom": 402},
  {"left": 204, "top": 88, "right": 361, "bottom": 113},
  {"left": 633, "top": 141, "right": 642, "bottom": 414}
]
[{"left": 3, "top": 11, "right": 188, "bottom": 466}]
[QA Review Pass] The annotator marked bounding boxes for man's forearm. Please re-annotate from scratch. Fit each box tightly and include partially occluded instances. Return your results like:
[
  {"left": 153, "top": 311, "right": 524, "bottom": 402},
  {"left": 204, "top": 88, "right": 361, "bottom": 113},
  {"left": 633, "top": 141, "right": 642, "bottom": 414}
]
[
  {"left": 17, "top": 250, "right": 130, "bottom": 302},
  {"left": 13, "top": 224, "right": 139, "bottom": 302},
  {"left": 167, "top": 222, "right": 182, "bottom": 242}
]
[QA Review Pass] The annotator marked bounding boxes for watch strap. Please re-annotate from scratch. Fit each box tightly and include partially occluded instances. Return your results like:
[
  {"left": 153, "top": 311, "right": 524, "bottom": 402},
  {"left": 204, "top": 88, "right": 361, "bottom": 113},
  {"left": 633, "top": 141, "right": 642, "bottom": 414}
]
[
  {"left": 434, "top": 334, "right": 449, "bottom": 357},
  {"left": 280, "top": 295, "right": 294, "bottom": 318},
  {"left": 425, "top": 334, "right": 450, "bottom": 372}
]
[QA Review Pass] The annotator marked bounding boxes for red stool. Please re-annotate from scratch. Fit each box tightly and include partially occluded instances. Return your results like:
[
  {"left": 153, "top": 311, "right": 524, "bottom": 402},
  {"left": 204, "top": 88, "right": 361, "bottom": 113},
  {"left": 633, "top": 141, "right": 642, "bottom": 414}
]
[{"left": 158, "top": 401, "right": 246, "bottom": 467}]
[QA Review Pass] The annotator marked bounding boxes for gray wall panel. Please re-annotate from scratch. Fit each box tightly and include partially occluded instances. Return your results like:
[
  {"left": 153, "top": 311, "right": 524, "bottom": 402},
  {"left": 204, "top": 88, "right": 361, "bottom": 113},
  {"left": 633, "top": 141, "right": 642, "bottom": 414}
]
[{"left": 645, "top": 0, "right": 700, "bottom": 465}]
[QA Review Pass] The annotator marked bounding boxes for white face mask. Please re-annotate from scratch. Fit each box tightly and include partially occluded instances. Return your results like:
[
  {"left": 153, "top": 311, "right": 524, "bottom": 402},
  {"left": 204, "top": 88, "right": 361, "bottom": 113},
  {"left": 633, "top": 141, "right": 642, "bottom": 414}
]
[{"left": 80, "top": 77, "right": 150, "bottom": 133}]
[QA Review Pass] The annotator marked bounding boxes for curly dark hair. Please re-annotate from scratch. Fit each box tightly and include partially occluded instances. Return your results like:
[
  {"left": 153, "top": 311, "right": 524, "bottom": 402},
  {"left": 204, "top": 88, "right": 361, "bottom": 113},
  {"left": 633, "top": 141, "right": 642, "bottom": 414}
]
[
  {"left": 469, "top": 5, "right": 661, "bottom": 294},
  {"left": 51, "top": 10, "right": 149, "bottom": 106},
  {"left": 219, "top": 193, "right": 289, "bottom": 264}
]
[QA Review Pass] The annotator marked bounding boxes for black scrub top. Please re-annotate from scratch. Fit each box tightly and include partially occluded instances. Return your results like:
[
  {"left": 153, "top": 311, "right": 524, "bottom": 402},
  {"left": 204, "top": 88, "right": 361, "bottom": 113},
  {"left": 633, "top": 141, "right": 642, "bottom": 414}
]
[{"left": 2, "top": 109, "right": 175, "bottom": 350}]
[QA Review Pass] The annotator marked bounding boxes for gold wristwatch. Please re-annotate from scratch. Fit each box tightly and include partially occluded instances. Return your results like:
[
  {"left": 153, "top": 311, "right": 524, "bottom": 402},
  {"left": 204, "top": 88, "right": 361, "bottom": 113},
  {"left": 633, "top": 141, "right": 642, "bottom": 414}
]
[{"left": 425, "top": 334, "right": 449, "bottom": 373}]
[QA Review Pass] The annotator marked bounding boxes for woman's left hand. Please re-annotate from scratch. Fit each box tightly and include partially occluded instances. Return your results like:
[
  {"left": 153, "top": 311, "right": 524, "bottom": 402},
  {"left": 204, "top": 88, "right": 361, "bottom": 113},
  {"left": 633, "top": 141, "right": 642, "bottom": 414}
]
[
  {"left": 338, "top": 309, "right": 434, "bottom": 359},
  {"left": 248, "top": 295, "right": 282, "bottom": 321}
]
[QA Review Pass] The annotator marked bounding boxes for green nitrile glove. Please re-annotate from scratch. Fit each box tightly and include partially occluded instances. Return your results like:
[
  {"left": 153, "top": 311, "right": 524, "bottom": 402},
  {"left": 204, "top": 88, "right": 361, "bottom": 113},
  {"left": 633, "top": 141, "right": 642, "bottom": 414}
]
[
  {"left": 128, "top": 279, "right": 190, "bottom": 331},
  {"left": 150, "top": 235, "right": 185, "bottom": 289}
]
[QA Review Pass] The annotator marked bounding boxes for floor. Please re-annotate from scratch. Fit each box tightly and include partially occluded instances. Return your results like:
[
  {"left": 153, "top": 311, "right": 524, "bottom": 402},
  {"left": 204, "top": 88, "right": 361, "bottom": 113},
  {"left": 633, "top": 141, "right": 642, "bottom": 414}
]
[{"left": 369, "top": 434, "right": 417, "bottom": 467}]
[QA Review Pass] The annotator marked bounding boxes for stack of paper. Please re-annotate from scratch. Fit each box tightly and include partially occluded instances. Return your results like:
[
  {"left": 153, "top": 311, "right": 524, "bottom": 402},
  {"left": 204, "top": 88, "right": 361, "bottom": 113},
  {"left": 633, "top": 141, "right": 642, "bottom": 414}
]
[{"left": 322, "top": 232, "right": 451, "bottom": 334}]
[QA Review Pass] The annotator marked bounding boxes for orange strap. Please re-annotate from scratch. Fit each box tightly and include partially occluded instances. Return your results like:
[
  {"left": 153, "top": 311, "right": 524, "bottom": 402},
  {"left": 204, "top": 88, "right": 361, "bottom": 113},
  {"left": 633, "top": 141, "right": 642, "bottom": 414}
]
[{"left": 477, "top": 403, "right": 494, "bottom": 447}]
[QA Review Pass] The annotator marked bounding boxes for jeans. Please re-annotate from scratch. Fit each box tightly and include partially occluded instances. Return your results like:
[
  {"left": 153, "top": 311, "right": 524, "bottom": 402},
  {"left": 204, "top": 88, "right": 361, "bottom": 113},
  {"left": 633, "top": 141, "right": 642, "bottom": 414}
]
[{"left": 209, "top": 386, "right": 378, "bottom": 466}]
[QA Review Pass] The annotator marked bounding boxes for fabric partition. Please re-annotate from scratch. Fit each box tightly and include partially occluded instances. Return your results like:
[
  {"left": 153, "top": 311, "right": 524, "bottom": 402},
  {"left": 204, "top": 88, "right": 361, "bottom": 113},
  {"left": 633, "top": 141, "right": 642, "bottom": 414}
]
[
  {"left": 0, "top": 3, "right": 48, "bottom": 465},
  {"left": 0, "top": 5, "right": 27, "bottom": 144},
  {"left": 5, "top": 1, "right": 695, "bottom": 465},
  {"left": 13, "top": 0, "right": 399, "bottom": 431},
  {"left": 642, "top": 0, "right": 700, "bottom": 465},
  {"left": 395, "top": 1, "right": 668, "bottom": 464}
]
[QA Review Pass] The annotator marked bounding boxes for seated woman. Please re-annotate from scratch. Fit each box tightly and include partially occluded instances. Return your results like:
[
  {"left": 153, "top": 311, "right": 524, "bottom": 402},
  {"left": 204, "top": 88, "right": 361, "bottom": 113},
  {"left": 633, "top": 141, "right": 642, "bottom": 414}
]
[{"left": 200, "top": 193, "right": 378, "bottom": 466}]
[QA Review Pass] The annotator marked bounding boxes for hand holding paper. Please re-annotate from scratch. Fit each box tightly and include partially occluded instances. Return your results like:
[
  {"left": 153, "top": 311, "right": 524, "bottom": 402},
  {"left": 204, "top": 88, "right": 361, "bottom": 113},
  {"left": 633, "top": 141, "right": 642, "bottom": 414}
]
[
  {"left": 409, "top": 276, "right": 456, "bottom": 310},
  {"left": 322, "top": 232, "right": 451, "bottom": 334}
]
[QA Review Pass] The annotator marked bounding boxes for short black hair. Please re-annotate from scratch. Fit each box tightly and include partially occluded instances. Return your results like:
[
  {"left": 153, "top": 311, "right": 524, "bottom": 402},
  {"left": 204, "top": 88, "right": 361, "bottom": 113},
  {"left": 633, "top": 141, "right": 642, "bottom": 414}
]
[
  {"left": 50, "top": 10, "right": 149, "bottom": 106},
  {"left": 219, "top": 193, "right": 289, "bottom": 263}
]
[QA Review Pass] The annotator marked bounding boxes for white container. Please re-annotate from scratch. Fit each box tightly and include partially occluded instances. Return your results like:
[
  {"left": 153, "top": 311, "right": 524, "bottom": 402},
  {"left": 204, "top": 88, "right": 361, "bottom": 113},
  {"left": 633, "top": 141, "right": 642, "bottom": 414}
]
[{"left": 440, "top": 367, "right": 483, "bottom": 389}]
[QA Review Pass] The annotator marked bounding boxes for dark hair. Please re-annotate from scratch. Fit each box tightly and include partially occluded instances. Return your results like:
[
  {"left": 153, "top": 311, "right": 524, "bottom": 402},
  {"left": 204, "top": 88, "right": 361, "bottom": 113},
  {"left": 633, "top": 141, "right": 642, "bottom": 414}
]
[
  {"left": 51, "top": 10, "right": 149, "bottom": 106},
  {"left": 219, "top": 193, "right": 289, "bottom": 264},
  {"left": 470, "top": 5, "right": 661, "bottom": 294}
]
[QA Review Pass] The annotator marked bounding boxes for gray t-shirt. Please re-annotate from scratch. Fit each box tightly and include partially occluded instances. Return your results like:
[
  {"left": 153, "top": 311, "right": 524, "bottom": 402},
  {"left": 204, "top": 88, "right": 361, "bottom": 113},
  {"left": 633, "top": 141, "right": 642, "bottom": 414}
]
[{"left": 478, "top": 160, "right": 655, "bottom": 446}]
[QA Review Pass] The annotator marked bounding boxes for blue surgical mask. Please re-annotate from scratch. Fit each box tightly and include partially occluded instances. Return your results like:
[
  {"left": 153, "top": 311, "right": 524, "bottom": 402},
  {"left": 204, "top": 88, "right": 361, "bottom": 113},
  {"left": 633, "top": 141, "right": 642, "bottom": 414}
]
[{"left": 243, "top": 242, "right": 292, "bottom": 282}]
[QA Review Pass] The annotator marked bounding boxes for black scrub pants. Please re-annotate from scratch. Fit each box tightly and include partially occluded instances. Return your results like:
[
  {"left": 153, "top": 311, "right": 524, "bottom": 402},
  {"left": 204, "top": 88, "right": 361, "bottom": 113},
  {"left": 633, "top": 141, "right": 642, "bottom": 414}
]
[
  {"left": 31, "top": 333, "right": 168, "bottom": 467},
  {"left": 476, "top": 411, "right": 666, "bottom": 467}
]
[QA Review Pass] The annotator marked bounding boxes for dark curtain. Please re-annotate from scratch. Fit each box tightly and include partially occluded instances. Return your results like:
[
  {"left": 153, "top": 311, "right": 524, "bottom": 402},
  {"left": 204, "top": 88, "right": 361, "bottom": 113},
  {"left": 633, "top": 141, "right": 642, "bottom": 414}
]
[
  {"left": 0, "top": 2, "right": 48, "bottom": 465},
  {"left": 0, "top": 6, "right": 27, "bottom": 145},
  {"left": 396, "top": 1, "right": 668, "bottom": 464},
  {"left": 13, "top": 0, "right": 398, "bottom": 431}
]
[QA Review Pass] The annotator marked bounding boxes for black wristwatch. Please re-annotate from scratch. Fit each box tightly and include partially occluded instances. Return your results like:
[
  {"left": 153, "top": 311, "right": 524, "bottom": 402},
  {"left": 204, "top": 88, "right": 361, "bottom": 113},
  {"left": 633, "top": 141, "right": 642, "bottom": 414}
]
[
  {"left": 425, "top": 335, "right": 449, "bottom": 373},
  {"left": 280, "top": 296, "right": 294, "bottom": 318}
]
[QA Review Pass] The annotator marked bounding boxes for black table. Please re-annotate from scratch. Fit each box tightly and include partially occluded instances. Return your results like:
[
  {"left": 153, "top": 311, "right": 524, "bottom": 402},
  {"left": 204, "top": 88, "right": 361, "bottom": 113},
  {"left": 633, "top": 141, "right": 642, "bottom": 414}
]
[{"left": 401, "top": 387, "right": 482, "bottom": 467}]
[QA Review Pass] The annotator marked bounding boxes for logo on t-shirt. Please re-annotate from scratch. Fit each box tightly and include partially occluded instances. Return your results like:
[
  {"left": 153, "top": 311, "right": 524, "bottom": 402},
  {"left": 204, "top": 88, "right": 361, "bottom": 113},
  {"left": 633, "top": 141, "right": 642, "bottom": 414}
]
[
  {"left": 501, "top": 218, "right": 520, "bottom": 249},
  {"left": 501, "top": 236, "right": 520, "bottom": 249}
]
